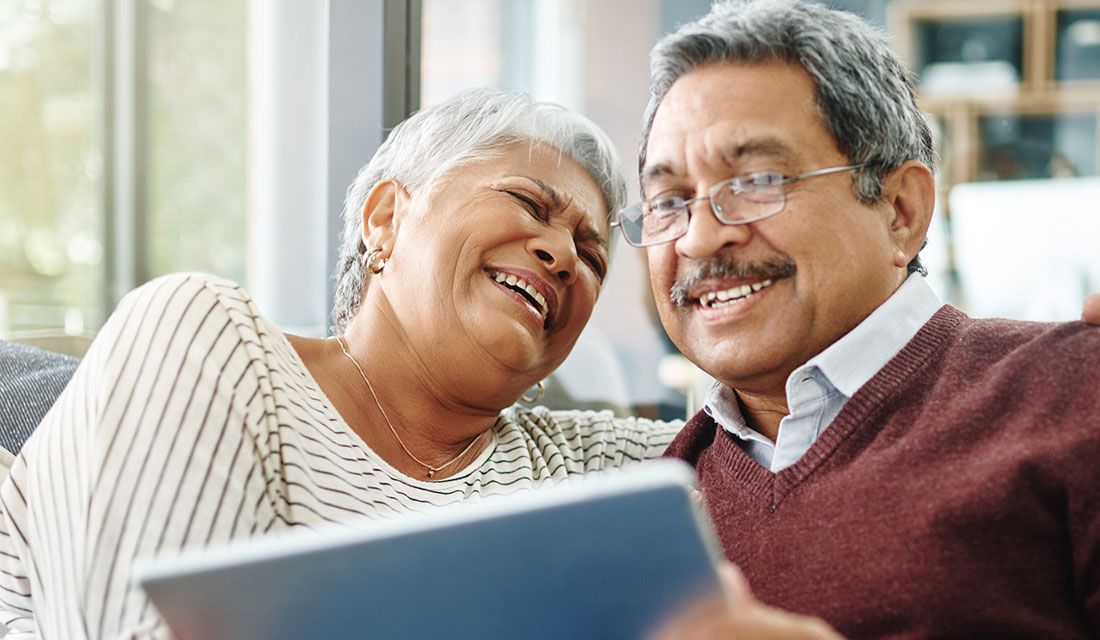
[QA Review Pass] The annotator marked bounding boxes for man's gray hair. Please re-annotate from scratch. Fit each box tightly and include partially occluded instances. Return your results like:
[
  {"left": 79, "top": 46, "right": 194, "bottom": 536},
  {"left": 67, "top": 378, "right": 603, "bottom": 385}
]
[
  {"left": 331, "top": 87, "right": 627, "bottom": 333},
  {"left": 641, "top": 0, "right": 936, "bottom": 275}
]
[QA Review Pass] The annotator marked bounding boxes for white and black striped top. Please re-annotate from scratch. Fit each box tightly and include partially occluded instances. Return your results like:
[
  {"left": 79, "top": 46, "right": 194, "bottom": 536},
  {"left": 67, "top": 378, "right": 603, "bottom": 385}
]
[{"left": 0, "top": 273, "right": 681, "bottom": 639}]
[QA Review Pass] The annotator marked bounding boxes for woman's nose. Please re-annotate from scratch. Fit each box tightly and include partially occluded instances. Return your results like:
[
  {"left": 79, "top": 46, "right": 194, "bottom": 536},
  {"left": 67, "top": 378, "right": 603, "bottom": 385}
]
[{"left": 531, "top": 234, "right": 577, "bottom": 286}]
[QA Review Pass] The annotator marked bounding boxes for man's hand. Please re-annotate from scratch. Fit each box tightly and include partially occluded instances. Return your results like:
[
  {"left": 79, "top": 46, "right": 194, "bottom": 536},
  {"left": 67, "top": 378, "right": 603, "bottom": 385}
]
[
  {"left": 651, "top": 564, "right": 843, "bottom": 639},
  {"left": 1084, "top": 294, "right": 1100, "bottom": 325}
]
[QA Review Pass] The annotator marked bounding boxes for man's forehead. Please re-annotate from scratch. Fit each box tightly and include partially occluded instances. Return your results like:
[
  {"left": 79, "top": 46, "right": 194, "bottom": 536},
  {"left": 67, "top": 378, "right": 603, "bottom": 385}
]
[
  {"left": 642, "top": 136, "right": 801, "bottom": 184},
  {"left": 642, "top": 61, "right": 824, "bottom": 180}
]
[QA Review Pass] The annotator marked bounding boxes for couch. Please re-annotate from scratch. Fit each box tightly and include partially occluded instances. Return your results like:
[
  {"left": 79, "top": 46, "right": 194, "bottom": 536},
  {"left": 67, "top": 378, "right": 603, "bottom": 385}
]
[{"left": 0, "top": 340, "right": 80, "bottom": 475}]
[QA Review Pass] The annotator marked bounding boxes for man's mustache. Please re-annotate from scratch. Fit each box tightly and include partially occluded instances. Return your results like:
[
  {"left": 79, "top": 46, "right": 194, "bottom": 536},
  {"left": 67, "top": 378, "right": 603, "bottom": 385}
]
[{"left": 669, "top": 256, "right": 796, "bottom": 307}]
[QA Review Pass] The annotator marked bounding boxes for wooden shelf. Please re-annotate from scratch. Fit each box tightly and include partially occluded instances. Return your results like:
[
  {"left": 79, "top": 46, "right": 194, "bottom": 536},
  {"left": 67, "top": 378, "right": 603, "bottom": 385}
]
[{"left": 890, "top": 0, "right": 1100, "bottom": 187}]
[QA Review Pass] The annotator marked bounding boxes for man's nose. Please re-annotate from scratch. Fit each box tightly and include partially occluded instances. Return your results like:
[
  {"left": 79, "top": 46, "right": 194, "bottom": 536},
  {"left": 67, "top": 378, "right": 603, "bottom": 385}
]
[{"left": 674, "top": 200, "right": 752, "bottom": 259}]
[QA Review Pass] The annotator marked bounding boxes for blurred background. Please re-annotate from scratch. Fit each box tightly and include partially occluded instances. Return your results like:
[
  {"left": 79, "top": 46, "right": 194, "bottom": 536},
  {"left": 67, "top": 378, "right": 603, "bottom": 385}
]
[{"left": 2, "top": 0, "right": 1099, "bottom": 419}]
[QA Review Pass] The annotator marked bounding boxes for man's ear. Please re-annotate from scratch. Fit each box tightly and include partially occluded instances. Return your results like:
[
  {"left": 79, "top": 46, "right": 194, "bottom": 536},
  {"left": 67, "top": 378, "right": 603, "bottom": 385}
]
[
  {"left": 360, "top": 179, "right": 407, "bottom": 257},
  {"left": 880, "top": 160, "right": 935, "bottom": 270}
]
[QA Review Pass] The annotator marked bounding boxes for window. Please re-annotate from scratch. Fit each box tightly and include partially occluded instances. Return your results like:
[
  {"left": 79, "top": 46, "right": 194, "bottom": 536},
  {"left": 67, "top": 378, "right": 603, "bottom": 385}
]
[
  {"left": 0, "top": 0, "right": 101, "bottom": 333},
  {"left": 145, "top": 0, "right": 247, "bottom": 281},
  {"left": 0, "top": 0, "right": 247, "bottom": 336}
]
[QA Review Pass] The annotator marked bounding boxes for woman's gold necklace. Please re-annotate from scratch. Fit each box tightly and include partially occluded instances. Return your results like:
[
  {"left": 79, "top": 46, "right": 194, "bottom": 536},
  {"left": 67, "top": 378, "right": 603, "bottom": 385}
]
[{"left": 334, "top": 335, "right": 485, "bottom": 479}]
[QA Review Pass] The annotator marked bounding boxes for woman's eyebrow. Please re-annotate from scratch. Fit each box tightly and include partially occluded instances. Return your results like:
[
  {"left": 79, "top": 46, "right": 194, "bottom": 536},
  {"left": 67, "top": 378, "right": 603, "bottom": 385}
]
[
  {"left": 523, "top": 176, "right": 566, "bottom": 211},
  {"left": 577, "top": 225, "right": 609, "bottom": 253},
  {"left": 511, "top": 175, "right": 608, "bottom": 250}
]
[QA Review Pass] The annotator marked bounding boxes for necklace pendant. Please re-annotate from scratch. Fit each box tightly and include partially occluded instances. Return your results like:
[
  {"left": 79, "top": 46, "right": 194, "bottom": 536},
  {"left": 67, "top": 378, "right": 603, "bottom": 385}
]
[{"left": 426, "top": 469, "right": 435, "bottom": 479}]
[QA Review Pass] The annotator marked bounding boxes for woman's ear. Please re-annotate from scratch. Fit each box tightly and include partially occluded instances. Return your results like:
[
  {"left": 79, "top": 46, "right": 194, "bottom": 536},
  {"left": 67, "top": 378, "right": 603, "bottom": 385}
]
[
  {"left": 360, "top": 179, "right": 408, "bottom": 256},
  {"left": 880, "top": 160, "right": 935, "bottom": 270}
]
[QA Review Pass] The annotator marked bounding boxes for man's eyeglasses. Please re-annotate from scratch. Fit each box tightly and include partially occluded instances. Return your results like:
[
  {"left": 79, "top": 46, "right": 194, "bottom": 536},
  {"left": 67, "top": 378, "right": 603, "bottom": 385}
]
[{"left": 612, "top": 164, "right": 866, "bottom": 247}]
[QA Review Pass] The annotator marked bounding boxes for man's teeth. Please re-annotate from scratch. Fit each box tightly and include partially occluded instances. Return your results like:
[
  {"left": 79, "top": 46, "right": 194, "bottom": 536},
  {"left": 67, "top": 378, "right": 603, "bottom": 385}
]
[
  {"left": 492, "top": 271, "right": 549, "bottom": 318},
  {"left": 698, "top": 279, "right": 774, "bottom": 308}
]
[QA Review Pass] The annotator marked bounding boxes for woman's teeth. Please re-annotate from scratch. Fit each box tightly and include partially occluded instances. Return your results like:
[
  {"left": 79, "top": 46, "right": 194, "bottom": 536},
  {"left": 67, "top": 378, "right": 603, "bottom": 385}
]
[
  {"left": 699, "top": 279, "right": 774, "bottom": 308},
  {"left": 492, "top": 271, "right": 549, "bottom": 319}
]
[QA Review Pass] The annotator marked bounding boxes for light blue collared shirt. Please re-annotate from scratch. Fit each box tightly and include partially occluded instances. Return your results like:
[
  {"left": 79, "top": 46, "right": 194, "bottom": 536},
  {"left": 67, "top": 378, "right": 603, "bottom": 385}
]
[{"left": 703, "top": 275, "right": 945, "bottom": 473}]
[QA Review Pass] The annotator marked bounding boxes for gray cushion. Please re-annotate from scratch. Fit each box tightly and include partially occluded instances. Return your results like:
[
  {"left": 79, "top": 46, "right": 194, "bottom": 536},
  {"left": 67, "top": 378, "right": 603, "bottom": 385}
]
[{"left": 0, "top": 340, "right": 79, "bottom": 453}]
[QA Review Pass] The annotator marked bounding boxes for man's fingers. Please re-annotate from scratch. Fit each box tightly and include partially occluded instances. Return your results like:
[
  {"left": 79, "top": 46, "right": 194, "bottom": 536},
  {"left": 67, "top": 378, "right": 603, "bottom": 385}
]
[
  {"left": 732, "top": 603, "right": 845, "bottom": 640},
  {"left": 718, "top": 562, "right": 753, "bottom": 605},
  {"left": 1083, "top": 293, "right": 1100, "bottom": 324},
  {"left": 647, "top": 590, "right": 728, "bottom": 640},
  {"left": 652, "top": 563, "right": 846, "bottom": 639}
]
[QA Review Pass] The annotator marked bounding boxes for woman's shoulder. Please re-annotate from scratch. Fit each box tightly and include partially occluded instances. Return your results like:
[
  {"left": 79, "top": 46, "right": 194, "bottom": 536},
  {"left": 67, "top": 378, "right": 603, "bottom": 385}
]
[
  {"left": 124, "top": 272, "right": 254, "bottom": 308},
  {"left": 90, "top": 272, "right": 282, "bottom": 365},
  {"left": 510, "top": 405, "right": 676, "bottom": 429},
  {"left": 111, "top": 273, "right": 262, "bottom": 330},
  {"left": 502, "top": 405, "right": 683, "bottom": 449}
]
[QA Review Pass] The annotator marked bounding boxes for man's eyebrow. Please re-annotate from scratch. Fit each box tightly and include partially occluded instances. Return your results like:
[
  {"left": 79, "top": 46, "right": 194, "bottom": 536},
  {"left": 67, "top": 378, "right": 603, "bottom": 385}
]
[
  {"left": 722, "top": 138, "right": 799, "bottom": 166},
  {"left": 641, "top": 138, "right": 801, "bottom": 185},
  {"left": 640, "top": 162, "right": 678, "bottom": 184}
]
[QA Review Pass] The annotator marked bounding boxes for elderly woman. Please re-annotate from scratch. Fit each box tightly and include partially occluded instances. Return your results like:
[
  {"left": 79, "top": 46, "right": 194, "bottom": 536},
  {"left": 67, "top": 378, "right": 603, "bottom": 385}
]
[{"left": 0, "top": 88, "right": 680, "bottom": 638}]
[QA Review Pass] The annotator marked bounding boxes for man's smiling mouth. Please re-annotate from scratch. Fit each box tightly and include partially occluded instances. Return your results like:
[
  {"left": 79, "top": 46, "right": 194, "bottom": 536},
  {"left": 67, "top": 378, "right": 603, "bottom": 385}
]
[
  {"left": 697, "top": 278, "right": 775, "bottom": 308},
  {"left": 670, "top": 257, "right": 796, "bottom": 308}
]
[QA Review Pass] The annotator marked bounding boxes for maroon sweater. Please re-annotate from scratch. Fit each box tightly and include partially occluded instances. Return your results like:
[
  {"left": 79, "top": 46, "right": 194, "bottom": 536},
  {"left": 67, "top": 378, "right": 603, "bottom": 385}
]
[{"left": 666, "top": 306, "right": 1100, "bottom": 639}]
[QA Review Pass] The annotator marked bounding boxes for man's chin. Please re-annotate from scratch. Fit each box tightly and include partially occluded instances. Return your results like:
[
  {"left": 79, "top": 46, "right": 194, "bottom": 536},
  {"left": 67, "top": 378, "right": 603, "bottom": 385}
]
[{"left": 683, "top": 337, "right": 795, "bottom": 392}]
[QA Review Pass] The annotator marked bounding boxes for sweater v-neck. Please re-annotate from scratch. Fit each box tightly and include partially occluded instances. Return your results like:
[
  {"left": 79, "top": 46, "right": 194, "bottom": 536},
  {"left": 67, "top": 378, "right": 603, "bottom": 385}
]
[{"left": 702, "top": 305, "right": 965, "bottom": 508}]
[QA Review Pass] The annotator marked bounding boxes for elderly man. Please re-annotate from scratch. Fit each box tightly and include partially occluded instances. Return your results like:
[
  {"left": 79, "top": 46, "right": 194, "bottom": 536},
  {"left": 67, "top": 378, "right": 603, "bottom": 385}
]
[{"left": 618, "top": 0, "right": 1100, "bottom": 637}]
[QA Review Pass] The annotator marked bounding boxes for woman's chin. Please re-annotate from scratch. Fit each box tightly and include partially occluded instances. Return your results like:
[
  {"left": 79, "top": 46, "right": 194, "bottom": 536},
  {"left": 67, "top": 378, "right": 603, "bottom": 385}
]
[
  {"left": 457, "top": 311, "right": 570, "bottom": 385},
  {"left": 493, "top": 348, "right": 552, "bottom": 379}
]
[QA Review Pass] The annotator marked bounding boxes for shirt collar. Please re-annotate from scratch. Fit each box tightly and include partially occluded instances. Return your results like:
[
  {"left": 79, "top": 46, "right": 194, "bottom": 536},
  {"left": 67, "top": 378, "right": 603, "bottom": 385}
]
[
  {"left": 804, "top": 274, "right": 943, "bottom": 397},
  {"left": 702, "top": 274, "right": 943, "bottom": 427},
  {"left": 702, "top": 382, "right": 782, "bottom": 451}
]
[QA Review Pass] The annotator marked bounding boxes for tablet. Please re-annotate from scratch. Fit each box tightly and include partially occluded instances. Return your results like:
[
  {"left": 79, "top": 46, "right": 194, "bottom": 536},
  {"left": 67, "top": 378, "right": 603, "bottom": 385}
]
[{"left": 135, "top": 460, "right": 724, "bottom": 640}]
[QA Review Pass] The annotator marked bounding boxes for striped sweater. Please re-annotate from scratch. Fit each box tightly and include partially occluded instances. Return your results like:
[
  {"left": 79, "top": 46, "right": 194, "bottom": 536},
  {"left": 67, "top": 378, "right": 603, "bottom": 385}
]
[{"left": 0, "top": 273, "right": 680, "bottom": 638}]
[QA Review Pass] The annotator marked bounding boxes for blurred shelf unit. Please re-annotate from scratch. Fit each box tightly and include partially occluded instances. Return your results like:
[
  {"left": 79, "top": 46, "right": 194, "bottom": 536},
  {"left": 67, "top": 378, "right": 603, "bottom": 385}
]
[{"left": 890, "top": 0, "right": 1100, "bottom": 186}]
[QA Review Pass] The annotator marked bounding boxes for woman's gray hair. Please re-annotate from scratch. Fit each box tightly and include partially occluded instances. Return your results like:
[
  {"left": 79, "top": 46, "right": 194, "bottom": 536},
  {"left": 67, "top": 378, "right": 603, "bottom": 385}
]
[
  {"left": 641, "top": 0, "right": 936, "bottom": 274},
  {"left": 331, "top": 87, "right": 627, "bottom": 333}
]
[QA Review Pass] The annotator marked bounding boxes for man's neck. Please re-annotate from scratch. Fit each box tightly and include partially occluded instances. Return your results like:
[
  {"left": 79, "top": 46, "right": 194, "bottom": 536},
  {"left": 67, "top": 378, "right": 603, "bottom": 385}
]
[
  {"left": 718, "top": 275, "right": 943, "bottom": 444},
  {"left": 733, "top": 388, "right": 790, "bottom": 442}
]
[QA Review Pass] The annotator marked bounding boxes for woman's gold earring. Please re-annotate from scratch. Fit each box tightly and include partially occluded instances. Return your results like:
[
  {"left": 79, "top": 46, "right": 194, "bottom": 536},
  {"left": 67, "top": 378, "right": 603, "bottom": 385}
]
[
  {"left": 520, "top": 380, "right": 545, "bottom": 404},
  {"left": 364, "top": 248, "right": 387, "bottom": 275}
]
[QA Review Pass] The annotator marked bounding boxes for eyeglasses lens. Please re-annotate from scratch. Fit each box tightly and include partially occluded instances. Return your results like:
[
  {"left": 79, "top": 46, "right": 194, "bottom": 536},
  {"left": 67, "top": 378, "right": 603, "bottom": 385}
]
[
  {"left": 711, "top": 183, "right": 785, "bottom": 224},
  {"left": 616, "top": 178, "right": 789, "bottom": 247},
  {"left": 640, "top": 209, "right": 686, "bottom": 246}
]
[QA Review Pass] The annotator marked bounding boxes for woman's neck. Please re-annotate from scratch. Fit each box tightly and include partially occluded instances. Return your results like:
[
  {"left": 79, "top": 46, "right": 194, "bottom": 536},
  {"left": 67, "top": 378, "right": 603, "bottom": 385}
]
[{"left": 287, "top": 329, "right": 500, "bottom": 481}]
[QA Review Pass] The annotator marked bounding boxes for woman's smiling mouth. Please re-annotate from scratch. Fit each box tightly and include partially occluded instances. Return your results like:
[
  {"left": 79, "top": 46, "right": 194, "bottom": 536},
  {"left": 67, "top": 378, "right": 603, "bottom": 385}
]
[{"left": 486, "top": 268, "right": 555, "bottom": 329}]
